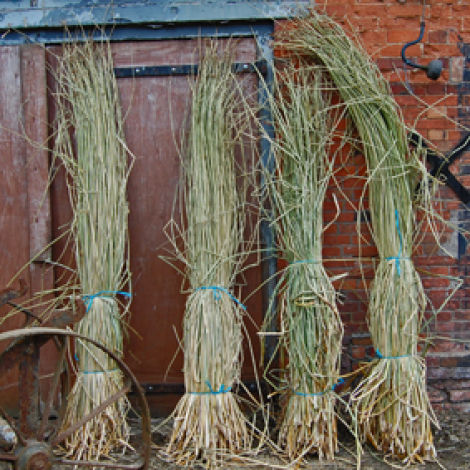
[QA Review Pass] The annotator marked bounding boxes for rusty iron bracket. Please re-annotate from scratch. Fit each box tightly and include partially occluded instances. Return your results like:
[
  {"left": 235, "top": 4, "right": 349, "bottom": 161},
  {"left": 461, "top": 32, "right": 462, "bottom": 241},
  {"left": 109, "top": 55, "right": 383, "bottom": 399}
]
[{"left": 409, "top": 130, "right": 470, "bottom": 204}]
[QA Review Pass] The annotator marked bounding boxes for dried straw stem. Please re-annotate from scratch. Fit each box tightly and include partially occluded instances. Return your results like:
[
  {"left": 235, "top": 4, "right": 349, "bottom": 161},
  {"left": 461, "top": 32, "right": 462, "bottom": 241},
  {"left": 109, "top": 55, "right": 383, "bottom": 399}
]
[
  {"left": 278, "top": 264, "right": 343, "bottom": 460},
  {"left": 167, "top": 292, "right": 248, "bottom": 466},
  {"left": 165, "top": 46, "right": 250, "bottom": 466},
  {"left": 261, "top": 65, "right": 344, "bottom": 459},
  {"left": 53, "top": 39, "right": 132, "bottom": 461},
  {"left": 278, "top": 11, "right": 437, "bottom": 462}
]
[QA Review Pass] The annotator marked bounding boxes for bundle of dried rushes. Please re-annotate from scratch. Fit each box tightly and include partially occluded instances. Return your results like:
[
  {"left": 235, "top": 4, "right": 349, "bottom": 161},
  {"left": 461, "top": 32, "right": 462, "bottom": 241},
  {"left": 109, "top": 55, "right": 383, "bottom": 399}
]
[
  {"left": 53, "top": 38, "right": 133, "bottom": 462},
  {"left": 164, "top": 46, "right": 252, "bottom": 467},
  {"left": 278, "top": 11, "right": 439, "bottom": 463},
  {"left": 261, "top": 65, "right": 345, "bottom": 460}
]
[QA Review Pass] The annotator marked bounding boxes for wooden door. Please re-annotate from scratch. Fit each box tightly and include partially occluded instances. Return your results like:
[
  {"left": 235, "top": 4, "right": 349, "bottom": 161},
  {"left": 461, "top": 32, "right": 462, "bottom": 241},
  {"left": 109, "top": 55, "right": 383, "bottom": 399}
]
[
  {"left": 0, "top": 45, "right": 53, "bottom": 412},
  {"left": 47, "top": 39, "right": 263, "bottom": 414},
  {"left": 0, "top": 39, "right": 263, "bottom": 416}
]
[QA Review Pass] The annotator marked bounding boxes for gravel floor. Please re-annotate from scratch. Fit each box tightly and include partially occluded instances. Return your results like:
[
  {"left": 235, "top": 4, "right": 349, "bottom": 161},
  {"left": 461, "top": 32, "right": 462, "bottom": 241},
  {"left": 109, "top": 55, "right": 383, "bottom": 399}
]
[
  {"left": 150, "top": 409, "right": 470, "bottom": 469},
  {"left": 0, "top": 409, "right": 468, "bottom": 469}
]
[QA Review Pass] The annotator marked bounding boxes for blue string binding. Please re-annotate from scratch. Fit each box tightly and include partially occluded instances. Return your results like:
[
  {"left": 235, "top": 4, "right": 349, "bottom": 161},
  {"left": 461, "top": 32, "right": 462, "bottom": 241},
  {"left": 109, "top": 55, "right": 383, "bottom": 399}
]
[
  {"left": 290, "top": 259, "right": 321, "bottom": 266},
  {"left": 82, "top": 290, "right": 132, "bottom": 313},
  {"left": 376, "top": 349, "right": 411, "bottom": 360},
  {"left": 385, "top": 209, "right": 409, "bottom": 277},
  {"left": 189, "top": 380, "right": 232, "bottom": 395},
  {"left": 83, "top": 368, "right": 119, "bottom": 375},
  {"left": 294, "top": 377, "right": 345, "bottom": 397},
  {"left": 195, "top": 286, "right": 246, "bottom": 311}
]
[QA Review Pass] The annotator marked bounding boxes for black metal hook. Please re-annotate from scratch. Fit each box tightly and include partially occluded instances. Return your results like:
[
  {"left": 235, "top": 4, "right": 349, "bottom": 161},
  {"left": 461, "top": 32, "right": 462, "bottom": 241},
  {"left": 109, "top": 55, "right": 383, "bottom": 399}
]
[{"left": 401, "top": 21, "right": 443, "bottom": 80}]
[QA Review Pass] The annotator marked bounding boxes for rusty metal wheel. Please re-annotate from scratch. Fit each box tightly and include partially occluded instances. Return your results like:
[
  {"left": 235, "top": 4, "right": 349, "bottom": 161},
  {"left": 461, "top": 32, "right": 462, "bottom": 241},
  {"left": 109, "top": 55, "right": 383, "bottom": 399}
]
[{"left": 0, "top": 327, "right": 151, "bottom": 470}]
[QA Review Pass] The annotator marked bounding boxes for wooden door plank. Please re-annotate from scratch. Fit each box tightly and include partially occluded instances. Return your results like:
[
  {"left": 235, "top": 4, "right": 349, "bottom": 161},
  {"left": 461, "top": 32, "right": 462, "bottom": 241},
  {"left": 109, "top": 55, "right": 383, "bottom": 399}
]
[
  {"left": 0, "top": 45, "right": 31, "bottom": 412},
  {"left": 21, "top": 45, "right": 52, "bottom": 265}
]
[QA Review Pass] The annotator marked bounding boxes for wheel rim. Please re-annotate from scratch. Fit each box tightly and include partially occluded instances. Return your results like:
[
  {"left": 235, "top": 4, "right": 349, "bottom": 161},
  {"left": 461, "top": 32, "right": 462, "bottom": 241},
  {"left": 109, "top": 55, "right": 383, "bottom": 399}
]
[{"left": 0, "top": 327, "right": 151, "bottom": 470}]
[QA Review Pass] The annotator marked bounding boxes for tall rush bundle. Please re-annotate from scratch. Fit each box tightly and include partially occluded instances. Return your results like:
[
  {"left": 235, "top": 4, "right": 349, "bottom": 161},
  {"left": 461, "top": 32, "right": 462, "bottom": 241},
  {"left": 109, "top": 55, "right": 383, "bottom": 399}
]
[
  {"left": 279, "top": 12, "right": 437, "bottom": 463},
  {"left": 165, "top": 47, "right": 249, "bottom": 466},
  {"left": 53, "top": 40, "right": 132, "bottom": 461},
  {"left": 266, "top": 66, "right": 344, "bottom": 460}
]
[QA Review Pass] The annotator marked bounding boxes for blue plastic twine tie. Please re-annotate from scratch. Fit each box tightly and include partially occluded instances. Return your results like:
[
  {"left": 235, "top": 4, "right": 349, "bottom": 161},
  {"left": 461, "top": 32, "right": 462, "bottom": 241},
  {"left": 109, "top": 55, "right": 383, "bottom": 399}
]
[
  {"left": 332, "top": 377, "right": 345, "bottom": 391},
  {"left": 376, "top": 349, "right": 411, "bottom": 360},
  {"left": 82, "top": 290, "right": 132, "bottom": 313},
  {"left": 290, "top": 259, "right": 321, "bottom": 266},
  {"left": 294, "top": 377, "right": 345, "bottom": 397},
  {"left": 189, "top": 380, "right": 232, "bottom": 395},
  {"left": 195, "top": 286, "right": 246, "bottom": 311},
  {"left": 83, "top": 368, "right": 119, "bottom": 375},
  {"left": 386, "top": 209, "right": 405, "bottom": 277}
]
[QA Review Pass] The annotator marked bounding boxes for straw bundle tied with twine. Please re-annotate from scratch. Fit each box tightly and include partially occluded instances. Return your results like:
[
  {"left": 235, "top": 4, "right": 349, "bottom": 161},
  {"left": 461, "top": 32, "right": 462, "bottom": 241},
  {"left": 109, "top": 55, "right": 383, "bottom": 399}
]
[
  {"left": 164, "top": 46, "right": 252, "bottom": 466},
  {"left": 53, "top": 39, "right": 133, "bottom": 462},
  {"left": 261, "top": 65, "right": 345, "bottom": 460},
  {"left": 278, "top": 11, "right": 438, "bottom": 463}
]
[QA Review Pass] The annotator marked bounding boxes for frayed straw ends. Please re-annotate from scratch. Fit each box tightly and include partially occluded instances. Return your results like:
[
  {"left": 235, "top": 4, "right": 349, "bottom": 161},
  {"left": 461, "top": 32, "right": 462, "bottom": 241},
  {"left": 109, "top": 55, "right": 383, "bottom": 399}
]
[
  {"left": 166, "top": 289, "right": 249, "bottom": 466},
  {"left": 277, "top": 264, "right": 343, "bottom": 460},
  {"left": 61, "top": 297, "right": 130, "bottom": 461},
  {"left": 351, "top": 259, "right": 437, "bottom": 463}
]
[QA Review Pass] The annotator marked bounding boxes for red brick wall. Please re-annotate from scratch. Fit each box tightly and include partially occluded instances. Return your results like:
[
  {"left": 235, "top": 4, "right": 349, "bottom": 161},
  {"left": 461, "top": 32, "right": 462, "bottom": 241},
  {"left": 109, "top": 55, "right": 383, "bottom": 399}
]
[{"left": 277, "top": 0, "right": 470, "bottom": 411}]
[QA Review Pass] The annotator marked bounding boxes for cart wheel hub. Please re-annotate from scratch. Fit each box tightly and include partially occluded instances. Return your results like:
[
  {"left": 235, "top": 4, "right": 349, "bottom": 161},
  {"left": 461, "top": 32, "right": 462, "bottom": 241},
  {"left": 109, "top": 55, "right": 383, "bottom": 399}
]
[{"left": 15, "top": 440, "right": 52, "bottom": 470}]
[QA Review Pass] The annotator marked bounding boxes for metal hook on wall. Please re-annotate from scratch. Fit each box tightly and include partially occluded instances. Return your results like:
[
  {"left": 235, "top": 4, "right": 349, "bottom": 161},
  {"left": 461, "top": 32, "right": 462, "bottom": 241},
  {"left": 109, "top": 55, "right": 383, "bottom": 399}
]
[{"left": 401, "top": 20, "right": 443, "bottom": 80}]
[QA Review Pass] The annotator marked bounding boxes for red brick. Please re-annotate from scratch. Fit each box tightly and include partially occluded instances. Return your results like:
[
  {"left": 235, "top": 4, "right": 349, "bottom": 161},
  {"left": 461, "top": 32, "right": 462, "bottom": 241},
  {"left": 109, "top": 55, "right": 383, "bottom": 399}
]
[
  {"left": 436, "top": 311, "right": 452, "bottom": 322},
  {"left": 388, "top": 5, "right": 423, "bottom": 18},
  {"left": 351, "top": 346, "right": 366, "bottom": 359},
  {"left": 323, "top": 246, "right": 342, "bottom": 257},
  {"left": 440, "top": 356, "right": 459, "bottom": 367},
  {"left": 353, "top": 5, "right": 386, "bottom": 18},
  {"left": 387, "top": 29, "right": 423, "bottom": 44},
  {"left": 428, "top": 341, "right": 466, "bottom": 354},
  {"left": 428, "top": 129, "right": 445, "bottom": 141},
  {"left": 428, "top": 30, "right": 448, "bottom": 44},
  {"left": 381, "top": 43, "right": 421, "bottom": 57},
  {"left": 418, "top": 118, "right": 453, "bottom": 130},
  {"left": 436, "top": 322, "right": 457, "bottom": 332},
  {"left": 426, "top": 356, "right": 440, "bottom": 368},
  {"left": 394, "top": 94, "right": 419, "bottom": 106},
  {"left": 421, "top": 277, "right": 450, "bottom": 288},
  {"left": 449, "top": 389, "right": 470, "bottom": 403},
  {"left": 455, "top": 311, "right": 470, "bottom": 321},
  {"left": 339, "top": 279, "right": 359, "bottom": 290},
  {"left": 351, "top": 335, "right": 371, "bottom": 345},
  {"left": 426, "top": 106, "right": 446, "bottom": 119},
  {"left": 351, "top": 311, "right": 366, "bottom": 323},
  {"left": 445, "top": 403, "right": 470, "bottom": 412},
  {"left": 422, "top": 83, "right": 447, "bottom": 95},
  {"left": 361, "top": 30, "right": 384, "bottom": 45},
  {"left": 343, "top": 245, "right": 378, "bottom": 257},
  {"left": 325, "top": 234, "right": 352, "bottom": 245},
  {"left": 427, "top": 388, "right": 447, "bottom": 403},
  {"left": 422, "top": 94, "right": 458, "bottom": 106}
]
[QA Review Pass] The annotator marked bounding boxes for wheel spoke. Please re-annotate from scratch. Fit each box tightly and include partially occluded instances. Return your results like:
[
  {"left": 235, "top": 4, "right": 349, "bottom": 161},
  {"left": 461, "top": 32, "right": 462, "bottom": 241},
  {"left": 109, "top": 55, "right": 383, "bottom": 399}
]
[
  {"left": 51, "top": 381, "right": 131, "bottom": 447},
  {"left": 57, "top": 457, "right": 144, "bottom": 469},
  {"left": 0, "top": 404, "right": 26, "bottom": 446},
  {"left": 38, "top": 338, "right": 67, "bottom": 441},
  {"left": 0, "top": 328, "right": 151, "bottom": 470},
  {"left": 0, "top": 452, "right": 17, "bottom": 461}
]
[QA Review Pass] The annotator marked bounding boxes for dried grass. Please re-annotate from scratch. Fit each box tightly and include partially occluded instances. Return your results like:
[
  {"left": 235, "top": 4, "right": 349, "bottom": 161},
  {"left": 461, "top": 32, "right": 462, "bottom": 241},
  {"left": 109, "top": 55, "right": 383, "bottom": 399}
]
[
  {"left": 277, "top": 11, "right": 438, "bottom": 464},
  {"left": 164, "top": 45, "right": 252, "bottom": 467},
  {"left": 260, "top": 65, "right": 345, "bottom": 460},
  {"left": 52, "top": 38, "right": 132, "bottom": 462}
]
